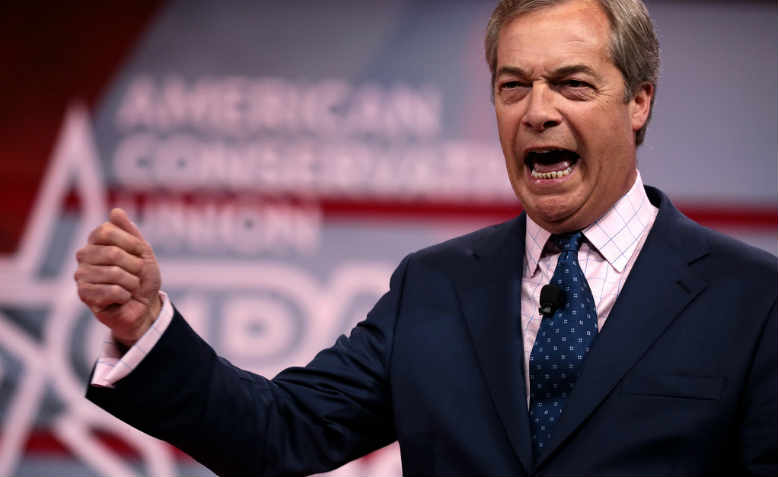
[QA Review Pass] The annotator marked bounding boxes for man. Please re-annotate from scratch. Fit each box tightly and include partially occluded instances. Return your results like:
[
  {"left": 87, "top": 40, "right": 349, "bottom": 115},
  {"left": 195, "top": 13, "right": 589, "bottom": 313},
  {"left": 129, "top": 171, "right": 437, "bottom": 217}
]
[{"left": 76, "top": 0, "right": 777, "bottom": 475}]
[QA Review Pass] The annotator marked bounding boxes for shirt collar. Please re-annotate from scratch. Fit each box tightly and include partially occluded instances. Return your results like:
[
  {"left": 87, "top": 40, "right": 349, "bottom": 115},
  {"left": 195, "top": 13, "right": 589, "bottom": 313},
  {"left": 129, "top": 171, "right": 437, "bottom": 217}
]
[{"left": 524, "top": 171, "right": 655, "bottom": 274}]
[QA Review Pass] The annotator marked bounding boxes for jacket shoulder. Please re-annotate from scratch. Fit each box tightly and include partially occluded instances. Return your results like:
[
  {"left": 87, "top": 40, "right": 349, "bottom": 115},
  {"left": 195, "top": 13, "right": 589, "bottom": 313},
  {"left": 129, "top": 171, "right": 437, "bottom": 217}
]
[
  {"left": 693, "top": 221, "right": 777, "bottom": 281},
  {"left": 648, "top": 184, "right": 776, "bottom": 280}
]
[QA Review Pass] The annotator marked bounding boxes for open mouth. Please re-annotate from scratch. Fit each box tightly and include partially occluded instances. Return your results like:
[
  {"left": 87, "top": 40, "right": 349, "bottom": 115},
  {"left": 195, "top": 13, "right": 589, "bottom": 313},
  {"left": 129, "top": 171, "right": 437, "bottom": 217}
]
[{"left": 524, "top": 149, "right": 580, "bottom": 180}]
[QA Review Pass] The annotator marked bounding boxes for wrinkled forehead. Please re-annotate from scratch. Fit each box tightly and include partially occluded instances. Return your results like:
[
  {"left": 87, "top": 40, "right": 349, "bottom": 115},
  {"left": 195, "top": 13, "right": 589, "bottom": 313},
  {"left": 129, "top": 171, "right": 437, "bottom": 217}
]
[{"left": 495, "top": 0, "right": 613, "bottom": 70}]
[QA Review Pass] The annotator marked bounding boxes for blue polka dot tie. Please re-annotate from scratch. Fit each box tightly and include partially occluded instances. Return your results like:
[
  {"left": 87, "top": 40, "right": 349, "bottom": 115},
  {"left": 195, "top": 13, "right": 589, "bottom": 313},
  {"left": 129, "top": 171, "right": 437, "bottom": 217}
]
[{"left": 528, "top": 231, "right": 598, "bottom": 457}]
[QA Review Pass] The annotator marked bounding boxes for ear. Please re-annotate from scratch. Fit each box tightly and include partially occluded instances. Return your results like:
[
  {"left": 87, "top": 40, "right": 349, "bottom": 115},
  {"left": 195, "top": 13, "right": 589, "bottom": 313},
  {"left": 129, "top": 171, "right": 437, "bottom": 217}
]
[{"left": 629, "top": 82, "right": 654, "bottom": 132}]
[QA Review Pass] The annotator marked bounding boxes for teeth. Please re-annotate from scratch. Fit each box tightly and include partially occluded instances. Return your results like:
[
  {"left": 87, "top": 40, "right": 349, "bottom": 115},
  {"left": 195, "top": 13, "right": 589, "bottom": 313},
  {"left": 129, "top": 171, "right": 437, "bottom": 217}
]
[{"left": 531, "top": 164, "right": 574, "bottom": 180}]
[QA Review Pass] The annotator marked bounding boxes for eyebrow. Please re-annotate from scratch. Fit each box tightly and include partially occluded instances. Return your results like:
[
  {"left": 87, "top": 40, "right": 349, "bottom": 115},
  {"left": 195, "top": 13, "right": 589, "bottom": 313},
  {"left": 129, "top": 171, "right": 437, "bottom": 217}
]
[
  {"left": 549, "top": 64, "right": 602, "bottom": 81},
  {"left": 495, "top": 64, "right": 602, "bottom": 82},
  {"left": 495, "top": 66, "right": 531, "bottom": 80}
]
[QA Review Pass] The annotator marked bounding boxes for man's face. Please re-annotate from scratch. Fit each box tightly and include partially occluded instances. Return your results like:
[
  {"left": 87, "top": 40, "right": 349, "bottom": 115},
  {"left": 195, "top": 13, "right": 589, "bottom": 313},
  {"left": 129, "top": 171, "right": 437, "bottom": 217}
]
[{"left": 494, "top": 0, "right": 652, "bottom": 233}]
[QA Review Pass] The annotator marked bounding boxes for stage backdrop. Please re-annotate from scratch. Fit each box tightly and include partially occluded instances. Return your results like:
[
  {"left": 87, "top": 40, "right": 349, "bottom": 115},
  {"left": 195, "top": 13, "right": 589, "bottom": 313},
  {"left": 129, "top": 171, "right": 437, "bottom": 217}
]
[{"left": 1, "top": 1, "right": 775, "bottom": 476}]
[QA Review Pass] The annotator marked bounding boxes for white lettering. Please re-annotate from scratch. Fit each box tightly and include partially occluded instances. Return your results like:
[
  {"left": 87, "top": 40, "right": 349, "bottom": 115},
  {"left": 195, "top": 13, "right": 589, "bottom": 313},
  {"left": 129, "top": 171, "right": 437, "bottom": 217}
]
[
  {"left": 113, "top": 133, "right": 155, "bottom": 187},
  {"left": 133, "top": 197, "right": 321, "bottom": 256},
  {"left": 112, "top": 133, "right": 512, "bottom": 200},
  {"left": 116, "top": 76, "right": 156, "bottom": 129},
  {"left": 115, "top": 75, "right": 441, "bottom": 139}
]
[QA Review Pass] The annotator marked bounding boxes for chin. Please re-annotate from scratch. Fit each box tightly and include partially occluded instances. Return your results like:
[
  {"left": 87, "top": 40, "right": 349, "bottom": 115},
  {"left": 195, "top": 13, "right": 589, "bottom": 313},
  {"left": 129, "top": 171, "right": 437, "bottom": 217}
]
[
  {"left": 524, "top": 197, "right": 587, "bottom": 231},
  {"left": 527, "top": 206, "right": 574, "bottom": 228}
]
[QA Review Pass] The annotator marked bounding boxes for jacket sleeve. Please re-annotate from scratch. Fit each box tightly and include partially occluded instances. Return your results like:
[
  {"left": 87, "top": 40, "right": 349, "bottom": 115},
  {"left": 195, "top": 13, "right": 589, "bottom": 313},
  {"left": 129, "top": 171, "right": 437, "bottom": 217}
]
[
  {"left": 740, "top": 297, "right": 777, "bottom": 476},
  {"left": 86, "top": 255, "right": 412, "bottom": 476}
]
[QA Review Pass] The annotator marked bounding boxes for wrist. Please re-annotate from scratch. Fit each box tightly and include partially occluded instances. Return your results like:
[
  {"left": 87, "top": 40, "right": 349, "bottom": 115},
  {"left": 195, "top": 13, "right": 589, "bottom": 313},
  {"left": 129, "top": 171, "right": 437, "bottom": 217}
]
[
  {"left": 113, "top": 292, "right": 163, "bottom": 348},
  {"left": 148, "top": 292, "right": 162, "bottom": 324}
]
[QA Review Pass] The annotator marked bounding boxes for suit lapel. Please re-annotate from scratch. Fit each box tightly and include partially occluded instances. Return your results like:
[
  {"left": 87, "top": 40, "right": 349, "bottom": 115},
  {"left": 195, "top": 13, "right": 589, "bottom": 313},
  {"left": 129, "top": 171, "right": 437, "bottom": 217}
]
[
  {"left": 457, "top": 215, "right": 534, "bottom": 474},
  {"left": 536, "top": 187, "right": 710, "bottom": 467}
]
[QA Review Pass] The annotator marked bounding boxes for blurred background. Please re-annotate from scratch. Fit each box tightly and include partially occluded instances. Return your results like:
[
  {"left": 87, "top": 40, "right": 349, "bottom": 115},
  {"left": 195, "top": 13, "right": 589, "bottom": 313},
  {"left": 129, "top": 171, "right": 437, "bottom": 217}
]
[{"left": 0, "top": 0, "right": 775, "bottom": 475}]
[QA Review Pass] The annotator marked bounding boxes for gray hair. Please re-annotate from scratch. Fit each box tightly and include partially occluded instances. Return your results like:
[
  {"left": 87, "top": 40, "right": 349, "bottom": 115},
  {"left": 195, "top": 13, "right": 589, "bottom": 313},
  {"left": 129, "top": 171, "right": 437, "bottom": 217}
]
[{"left": 485, "top": 0, "right": 660, "bottom": 146}]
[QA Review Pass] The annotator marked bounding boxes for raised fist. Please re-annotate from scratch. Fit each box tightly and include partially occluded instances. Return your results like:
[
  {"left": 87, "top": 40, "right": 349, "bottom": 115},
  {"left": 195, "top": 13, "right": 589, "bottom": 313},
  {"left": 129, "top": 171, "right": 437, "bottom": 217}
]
[{"left": 74, "top": 208, "right": 162, "bottom": 347}]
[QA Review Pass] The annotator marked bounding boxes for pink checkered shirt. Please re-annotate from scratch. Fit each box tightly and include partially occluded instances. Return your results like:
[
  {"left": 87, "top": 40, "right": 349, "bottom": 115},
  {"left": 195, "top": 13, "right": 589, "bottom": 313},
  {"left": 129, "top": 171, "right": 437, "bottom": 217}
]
[{"left": 520, "top": 172, "right": 658, "bottom": 405}]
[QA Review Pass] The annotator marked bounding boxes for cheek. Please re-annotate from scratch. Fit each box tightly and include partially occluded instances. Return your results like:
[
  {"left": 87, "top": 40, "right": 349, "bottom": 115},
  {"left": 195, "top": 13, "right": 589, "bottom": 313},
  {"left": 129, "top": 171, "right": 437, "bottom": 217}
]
[
  {"left": 495, "top": 107, "right": 519, "bottom": 145},
  {"left": 506, "top": 156, "right": 523, "bottom": 181},
  {"left": 497, "top": 119, "right": 524, "bottom": 178},
  {"left": 572, "top": 107, "right": 631, "bottom": 156},
  {"left": 495, "top": 118, "right": 509, "bottom": 147}
]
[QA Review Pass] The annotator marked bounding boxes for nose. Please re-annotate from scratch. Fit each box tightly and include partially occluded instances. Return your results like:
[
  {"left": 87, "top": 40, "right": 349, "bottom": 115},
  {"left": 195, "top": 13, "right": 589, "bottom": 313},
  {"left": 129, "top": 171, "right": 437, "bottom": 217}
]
[{"left": 522, "top": 83, "right": 561, "bottom": 132}]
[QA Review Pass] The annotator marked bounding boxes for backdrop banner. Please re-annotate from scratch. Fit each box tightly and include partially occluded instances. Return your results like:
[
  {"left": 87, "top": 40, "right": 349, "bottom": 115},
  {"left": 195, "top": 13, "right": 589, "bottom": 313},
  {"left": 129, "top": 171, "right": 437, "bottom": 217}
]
[{"left": 1, "top": 1, "right": 775, "bottom": 475}]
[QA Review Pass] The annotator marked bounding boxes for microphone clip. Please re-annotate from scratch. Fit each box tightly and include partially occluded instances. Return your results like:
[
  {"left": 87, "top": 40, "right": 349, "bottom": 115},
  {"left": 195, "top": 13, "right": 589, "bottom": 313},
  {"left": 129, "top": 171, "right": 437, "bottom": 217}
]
[{"left": 539, "top": 284, "right": 566, "bottom": 317}]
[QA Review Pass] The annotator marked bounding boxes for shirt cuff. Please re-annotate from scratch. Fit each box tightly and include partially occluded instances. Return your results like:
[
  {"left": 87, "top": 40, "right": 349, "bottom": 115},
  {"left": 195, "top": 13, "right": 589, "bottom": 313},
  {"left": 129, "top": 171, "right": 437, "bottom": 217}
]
[{"left": 90, "top": 291, "right": 174, "bottom": 388}]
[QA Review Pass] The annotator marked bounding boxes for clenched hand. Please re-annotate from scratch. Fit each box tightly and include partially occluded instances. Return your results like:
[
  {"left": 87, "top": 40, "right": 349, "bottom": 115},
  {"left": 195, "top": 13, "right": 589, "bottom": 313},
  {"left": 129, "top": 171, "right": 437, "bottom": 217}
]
[{"left": 75, "top": 208, "right": 162, "bottom": 348}]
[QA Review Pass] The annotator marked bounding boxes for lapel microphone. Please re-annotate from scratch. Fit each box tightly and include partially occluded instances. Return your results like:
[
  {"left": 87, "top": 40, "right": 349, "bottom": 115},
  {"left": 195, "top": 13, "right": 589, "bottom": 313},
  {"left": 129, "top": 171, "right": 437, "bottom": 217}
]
[{"left": 539, "top": 284, "right": 566, "bottom": 317}]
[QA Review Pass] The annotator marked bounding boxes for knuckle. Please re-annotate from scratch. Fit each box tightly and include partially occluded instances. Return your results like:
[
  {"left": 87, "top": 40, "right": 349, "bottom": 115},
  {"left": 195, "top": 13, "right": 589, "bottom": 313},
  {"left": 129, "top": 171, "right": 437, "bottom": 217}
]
[
  {"left": 107, "top": 246, "right": 122, "bottom": 262},
  {"left": 124, "top": 271, "right": 140, "bottom": 290},
  {"left": 132, "top": 240, "right": 148, "bottom": 258},
  {"left": 99, "top": 223, "right": 113, "bottom": 239},
  {"left": 89, "top": 223, "right": 107, "bottom": 242},
  {"left": 108, "top": 265, "right": 122, "bottom": 280},
  {"left": 92, "top": 228, "right": 104, "bottom": 244},
  {"left": 113, "top": 284, "right": 130, "bottom": 299},
  {"left": 78, "top": 285, "right": 93, "bottom": 304},
  {"left": 96, "top": 290, "right": 114, "bottom": 307},
  {"left": 130, "top": 256, "right": 144, "bottom": 273}
]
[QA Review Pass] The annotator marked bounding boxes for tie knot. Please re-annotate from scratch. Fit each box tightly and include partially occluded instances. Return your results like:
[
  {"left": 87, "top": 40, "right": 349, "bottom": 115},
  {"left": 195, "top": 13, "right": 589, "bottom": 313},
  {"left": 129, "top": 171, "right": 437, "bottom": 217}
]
[{"left": 551, "top": 231, "right": 584, "bottom": 252}]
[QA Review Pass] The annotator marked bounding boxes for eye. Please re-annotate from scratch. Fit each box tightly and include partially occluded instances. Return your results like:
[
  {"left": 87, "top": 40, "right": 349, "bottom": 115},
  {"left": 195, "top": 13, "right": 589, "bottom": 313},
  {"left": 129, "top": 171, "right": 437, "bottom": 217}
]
[
  {"left": 556, "top": 79, "right": 596, "bottom": 100},
  {"left": 496, "top": 79, "right": 530, "bottom": 103},
  {"left": 499, "top": 80, "right": 523, "bottom": 90},
  {"left": 562, "top": 79, "right": 590, "bottom": 88}
]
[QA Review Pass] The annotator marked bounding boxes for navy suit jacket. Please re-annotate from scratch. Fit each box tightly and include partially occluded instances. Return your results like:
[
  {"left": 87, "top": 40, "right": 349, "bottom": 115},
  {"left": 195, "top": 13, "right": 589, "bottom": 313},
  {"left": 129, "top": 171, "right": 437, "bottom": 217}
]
[{"left": 88, "top": 186, "right": 777, "bottom": 476}]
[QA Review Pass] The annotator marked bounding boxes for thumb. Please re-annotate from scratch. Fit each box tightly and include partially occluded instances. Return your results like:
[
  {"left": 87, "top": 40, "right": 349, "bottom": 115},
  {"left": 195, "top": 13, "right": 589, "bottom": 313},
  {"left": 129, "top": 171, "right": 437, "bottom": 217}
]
[{"left": 109, "top": 208, "right": 145, "bottom": 240}]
